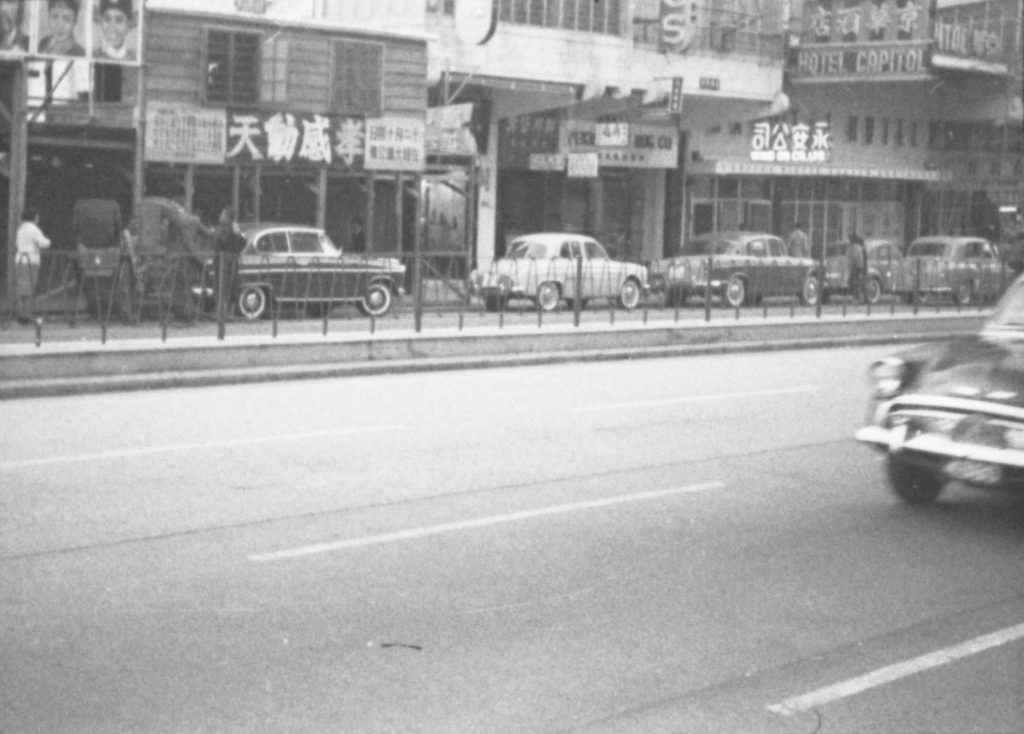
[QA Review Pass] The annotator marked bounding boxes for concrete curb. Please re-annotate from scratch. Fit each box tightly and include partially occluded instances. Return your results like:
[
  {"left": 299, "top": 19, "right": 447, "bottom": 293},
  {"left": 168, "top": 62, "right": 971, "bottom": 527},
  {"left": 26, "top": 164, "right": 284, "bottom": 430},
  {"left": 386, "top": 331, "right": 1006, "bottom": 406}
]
[{"left": 0, "top": 312, "right": 986, "bottom": 399}]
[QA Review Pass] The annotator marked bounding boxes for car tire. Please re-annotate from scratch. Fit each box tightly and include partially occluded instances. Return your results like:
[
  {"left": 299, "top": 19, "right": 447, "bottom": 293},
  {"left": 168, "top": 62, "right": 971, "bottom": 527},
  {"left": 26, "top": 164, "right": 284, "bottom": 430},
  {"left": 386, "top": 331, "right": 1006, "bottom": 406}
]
[
  {"left": 357, "top": 282, "right": 394, "bottom": 317},
  {"left": 617, "top": 278, "right": 641, "bottom": 310},
  {"left": 952, "top": 281, "right": 973, "bottom": 307},
  {"left": 886, "top": 455, "right": 946, "bottom": 505},
  {"left": 864, "top": 277, "right": 882, "bottom": 304},
  {"left": 799, "top": 274, "right": 820, "bottom": 306},
  {"left": 725, "top": 275, "right": 746, "bottom": 308},
  {"left": 537, "top": 281, "right": 561, "bottom": 312},
  {"left": 483, "top": 293, "right": 508, "bottom": 312},
  {"left": 237, "top": 285, "right": 269, "bottom": 320}
]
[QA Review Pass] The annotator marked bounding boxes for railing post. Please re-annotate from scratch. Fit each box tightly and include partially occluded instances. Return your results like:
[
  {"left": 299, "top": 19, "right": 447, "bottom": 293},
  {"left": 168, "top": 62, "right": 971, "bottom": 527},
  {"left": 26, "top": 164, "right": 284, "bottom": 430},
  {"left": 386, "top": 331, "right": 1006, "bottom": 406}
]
[
  {"left": 216, "top": 251, "right": 226, "bottom": 341},
  {"left": 704, "top": 255, "right": 712, "bottom": 323},
  {"left": 574, "top": 255, "right": 582, "bottom": 328},
  {"left": 913, "top": 259, "right": 921, "bottom": 316}
]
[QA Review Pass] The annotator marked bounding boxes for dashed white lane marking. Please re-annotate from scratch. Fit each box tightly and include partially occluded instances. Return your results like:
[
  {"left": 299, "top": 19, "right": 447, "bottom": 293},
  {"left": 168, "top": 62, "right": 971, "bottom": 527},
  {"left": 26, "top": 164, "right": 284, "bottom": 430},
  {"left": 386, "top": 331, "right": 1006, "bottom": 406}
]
[
  {"left": 768, "top": 621, "right": 1024, "bottom": 716},
  {"left": 249, "top": 481, "right": 725, "bottom": 563},
  {"left": 573, "top": 386, "right": 820, "bottom": 413},
  {"left": 0, "top": 426, "right": 401, "bottom": 470}
]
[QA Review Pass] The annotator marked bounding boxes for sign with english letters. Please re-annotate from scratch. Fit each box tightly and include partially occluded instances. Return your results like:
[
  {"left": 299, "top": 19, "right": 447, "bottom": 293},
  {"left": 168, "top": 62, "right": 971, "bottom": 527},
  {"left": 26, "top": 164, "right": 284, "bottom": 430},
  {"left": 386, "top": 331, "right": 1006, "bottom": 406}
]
[{"left": 659, "top": 0, "right": 695, "bottom": 53}]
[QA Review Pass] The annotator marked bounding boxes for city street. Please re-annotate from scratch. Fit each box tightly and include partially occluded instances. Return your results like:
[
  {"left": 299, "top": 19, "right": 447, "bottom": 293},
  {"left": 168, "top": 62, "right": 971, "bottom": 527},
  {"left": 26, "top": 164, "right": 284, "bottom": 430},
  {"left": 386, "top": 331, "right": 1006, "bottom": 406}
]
[{"left": 2, "top": 346, "right": 1023, "bottom": 733}]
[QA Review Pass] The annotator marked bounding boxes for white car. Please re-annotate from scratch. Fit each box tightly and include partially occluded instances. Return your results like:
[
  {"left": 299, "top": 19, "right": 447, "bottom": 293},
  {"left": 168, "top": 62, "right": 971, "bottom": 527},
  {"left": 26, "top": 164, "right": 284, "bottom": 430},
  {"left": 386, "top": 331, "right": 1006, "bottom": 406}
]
[{"left": 471, "top": 232, "right": 649, "bottom": 312}]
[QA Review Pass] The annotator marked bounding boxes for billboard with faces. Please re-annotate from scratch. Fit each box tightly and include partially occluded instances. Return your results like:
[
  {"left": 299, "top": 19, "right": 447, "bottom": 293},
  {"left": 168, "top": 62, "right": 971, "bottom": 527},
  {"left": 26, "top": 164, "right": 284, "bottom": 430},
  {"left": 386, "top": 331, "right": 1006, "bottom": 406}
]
[{"left": 0, "top": 0, "right": 142, "bottom": 63}]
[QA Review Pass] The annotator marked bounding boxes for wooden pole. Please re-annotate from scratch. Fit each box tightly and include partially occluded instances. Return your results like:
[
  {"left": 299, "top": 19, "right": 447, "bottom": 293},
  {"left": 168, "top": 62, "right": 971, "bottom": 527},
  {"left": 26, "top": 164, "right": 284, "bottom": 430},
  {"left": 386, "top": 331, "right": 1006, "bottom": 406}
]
[{"left": 6, "top": 62, "right": 26, "bottom": 317}]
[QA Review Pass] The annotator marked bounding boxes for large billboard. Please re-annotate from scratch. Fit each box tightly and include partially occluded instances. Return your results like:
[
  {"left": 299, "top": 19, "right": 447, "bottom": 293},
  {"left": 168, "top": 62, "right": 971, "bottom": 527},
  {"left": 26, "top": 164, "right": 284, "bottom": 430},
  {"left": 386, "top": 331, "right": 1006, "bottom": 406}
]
[{"left": 0, "top": 0, "right": 142, "bottom": 64}]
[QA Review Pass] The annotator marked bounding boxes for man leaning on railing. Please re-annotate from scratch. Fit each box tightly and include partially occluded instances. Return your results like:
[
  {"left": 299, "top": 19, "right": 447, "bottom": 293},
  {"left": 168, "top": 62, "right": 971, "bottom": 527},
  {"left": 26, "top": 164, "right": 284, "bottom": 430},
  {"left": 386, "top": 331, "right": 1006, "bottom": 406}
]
[{"left": 15, "top": 205, "right": 51, "bottom": 324}]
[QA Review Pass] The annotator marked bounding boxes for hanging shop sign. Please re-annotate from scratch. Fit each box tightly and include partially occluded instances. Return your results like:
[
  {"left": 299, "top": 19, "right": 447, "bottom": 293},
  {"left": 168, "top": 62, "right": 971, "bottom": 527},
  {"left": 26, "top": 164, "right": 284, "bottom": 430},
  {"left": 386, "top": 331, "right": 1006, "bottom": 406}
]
[
  {"left": 595, "top": 121, "right": 630, "bottom": 147},
  {"left": 365, "top": 116, "right": 426, "bottom": 171},
  {"left": 659, "top": 0, "right": 696, "bottom": 53},
  {"left": 563, "top": 121, "right": 678, "bottom": 169},
  {"left": 426, "top": 104, "right": 477, "bottom": 157},
  {"left": 750, "top": 120, "right": 832, "bottom": 164},
  {"left": 566, "top": 152, "right": 599, "bottom": 178},
  {"left": 225, "top": 110, "right": 367, "bottom": 168},
  {"left": 146, "top": 104, "right": 227, "bottom": 164},
  {"left": 498, "top": 111, "right": 561, "bottom": 169},
  {"left": 0, "top": 0, "right": 143, "bottom": 65},
  {"left": 930, "top": 5, "right": 1012, "bottom": 75}
]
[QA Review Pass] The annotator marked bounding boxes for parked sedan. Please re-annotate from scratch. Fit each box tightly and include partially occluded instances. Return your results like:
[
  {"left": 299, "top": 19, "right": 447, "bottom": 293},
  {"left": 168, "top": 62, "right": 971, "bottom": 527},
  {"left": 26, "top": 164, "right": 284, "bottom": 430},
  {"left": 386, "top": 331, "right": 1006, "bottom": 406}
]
[
  {"left": 234, "top": 224, "right": 406, "bottom": 320},
  {"left": 470, "top": 232, "right": 649, "bottom": 312},
  {"left": 821, "top": 238, "right": 903, "bottom": 304},
  {"left": 856, "top": 274, "right": 1024, "bottom": 504},
  {"left": 896, "top": 235, "right": 1006, "bottom": 306},
  {"left": 651, "top": 231, "right": 819, "bottom": 308}
]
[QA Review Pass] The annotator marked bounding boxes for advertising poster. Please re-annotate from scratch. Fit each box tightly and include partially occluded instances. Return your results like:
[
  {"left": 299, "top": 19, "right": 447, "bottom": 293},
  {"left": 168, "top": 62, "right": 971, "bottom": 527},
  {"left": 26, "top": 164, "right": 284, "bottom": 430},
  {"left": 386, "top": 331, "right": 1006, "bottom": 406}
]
[{"left": 0, "top": 0, "right": 142, "bottom": 63}]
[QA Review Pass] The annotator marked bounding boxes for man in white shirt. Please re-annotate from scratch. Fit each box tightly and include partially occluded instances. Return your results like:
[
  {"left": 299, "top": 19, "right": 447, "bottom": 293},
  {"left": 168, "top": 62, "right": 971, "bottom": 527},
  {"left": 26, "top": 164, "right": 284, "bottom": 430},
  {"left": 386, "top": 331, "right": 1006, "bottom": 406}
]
[{"left": 15, "top": 206, "right": 51, "bottom": 324}]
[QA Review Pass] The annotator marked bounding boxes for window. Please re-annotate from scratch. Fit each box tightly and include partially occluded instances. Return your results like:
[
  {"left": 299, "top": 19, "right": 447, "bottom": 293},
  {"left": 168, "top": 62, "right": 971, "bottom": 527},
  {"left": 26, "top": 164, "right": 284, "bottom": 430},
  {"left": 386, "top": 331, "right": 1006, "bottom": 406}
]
[
  {"left": 910, "top": 120, "right": 919, "bottom": 147},
  {"left": 256, "top": 232, "right": 288, "bottom": 254},
  {"left": 94, "top": 63, "right": 122, "bottom": 102},
  {"left": 332, "top": 40, "right": 382, "bottom": 114},
  {"left": 290, "top": 231, "right": 322, "bottom": 254},
  {"left": 847, "top": 115, "right": 858, "bottom": 143},
  {"left": 864, "top": 116, "right": 874, "bottom": 145},
  {"left": 881, "top": 118, "right": 889, "bottom": 145},
  {"left": 206, "top": 29, "right": 261, "bottom": 104},
  {"left": 895, "top": 119, "right": 904, "bottom": 146},
  {"left": 747, "top": 240, "right": 767, "bottom": 257},
  {"left": 262, "top": 36, "right": 288, "bottom": 104},
  {"left": 766, "top": 238, "right": 784, "bottom": 257}
]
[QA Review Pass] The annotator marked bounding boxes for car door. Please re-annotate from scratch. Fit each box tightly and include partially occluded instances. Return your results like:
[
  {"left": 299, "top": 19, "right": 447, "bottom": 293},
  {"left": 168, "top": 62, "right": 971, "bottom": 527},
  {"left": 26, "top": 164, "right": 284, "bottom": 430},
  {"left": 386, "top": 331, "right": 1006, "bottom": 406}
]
[
  {"left": 767, "top": 236, "right": 798, "bottom": 294},
  {"left": 872, "top": 242, "right": 900, "bottom": 293},
  {"left": 584, "top": 238, "right": 614, "bottom": 298},
  {"left": 744, "top": 237, "right": 770, "bottom": 296},
  {"left": 247, "top": 230, "right": 291, "bottom": 296},
  {"left": 558, "top": 240, "right": 583, "bottom": 299}
]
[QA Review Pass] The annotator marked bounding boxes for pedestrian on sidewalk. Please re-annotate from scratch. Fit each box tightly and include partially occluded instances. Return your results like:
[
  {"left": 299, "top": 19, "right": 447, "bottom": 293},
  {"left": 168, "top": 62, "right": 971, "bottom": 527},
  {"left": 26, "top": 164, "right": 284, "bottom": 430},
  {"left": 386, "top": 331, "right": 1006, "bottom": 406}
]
[
  {"left": 15, "top": 206, "right": 51, "bottom": 324},
  {"left": 847, "top": 231, "right": 866, "bottom": 302},
  {"left": 787, "top": 221, "right": 809, "bottom": 259},
  {"left": 214, "top": 206, "right": 244, "bottom": 320}
]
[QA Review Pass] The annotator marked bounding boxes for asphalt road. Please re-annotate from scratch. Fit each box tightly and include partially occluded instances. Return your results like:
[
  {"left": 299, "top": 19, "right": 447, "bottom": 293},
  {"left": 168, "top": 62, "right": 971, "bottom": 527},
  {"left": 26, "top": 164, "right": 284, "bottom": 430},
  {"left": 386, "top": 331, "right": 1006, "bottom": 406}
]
[{"left": 2, "top": 346, "right": 1023, "bottom": 733}]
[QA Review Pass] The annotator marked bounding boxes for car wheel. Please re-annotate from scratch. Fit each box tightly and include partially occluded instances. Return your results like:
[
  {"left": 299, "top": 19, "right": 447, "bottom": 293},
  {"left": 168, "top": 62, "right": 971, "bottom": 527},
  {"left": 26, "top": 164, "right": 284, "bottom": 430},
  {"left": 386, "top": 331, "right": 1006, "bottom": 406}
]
[
  {"left": 483, "top": 293, "right": 508, "bottom": 312},
  {"left": 357, "top": 282, "right": 394, "bottom": 317},
  {"left": 864, "top": 277, "right": 882, "bottom": 304},
  {"left": 799, "top": 274, "right": 820, "bottom": 306},
  {"left": 617, "top": 278, "right": 641, "bottom": 310},
  {"left": 886, "top": 455, "right": 946, "bottom": 505},
  {"left": 725, "top": 275, "right": 746, "bottom": 308},
  {"left": 237, "top": 285, "right": 269, "bottom": 320},
  {"left": 952, "top": 281, "right": 973, "bottom": 307},
  {"left": 537, "top": 281, "right": 561, "bottom": 312}
]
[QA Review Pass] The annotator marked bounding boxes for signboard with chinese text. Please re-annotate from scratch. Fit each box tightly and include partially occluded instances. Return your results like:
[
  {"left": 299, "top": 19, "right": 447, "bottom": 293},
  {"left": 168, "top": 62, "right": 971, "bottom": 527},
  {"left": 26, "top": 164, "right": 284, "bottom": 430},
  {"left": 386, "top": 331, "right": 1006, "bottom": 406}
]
[
  {"left": 668, "top": 77, "right": 684, "bottom": 114},
  {"left": 498, "top": 112, "right": 560, "bottom": 169},
  {"left": 930, "top": 2, "right": 1014, "bottom": 75},
  {"left": 225, "top": 110, "right": 366, "bottom": 169},
  {"left": 563, "top": 121, "right": 678, "bottom": 169},
  {"left": 364, "top": 117, "right": 426, "bottom": 171},
  {"left": 595, "top": 121, "right": 629, "bottom": 147},
  {"left": 1, "top": 0, "right": 144, "bottom": 65},
  {"left": 426, "top": 104, "right": 477, "bottom": 157},
  {"left": 146, "top": 104, "right": 227, "bottom": 164},
  {"left": 750, "top": 120, "right": 832, "bottom": 164},
  {"left": 566, "top": 152, "right": 599, "bottom": 178},
  {"left": 528, "top": 153, "right": 565, "bottom": 172}
]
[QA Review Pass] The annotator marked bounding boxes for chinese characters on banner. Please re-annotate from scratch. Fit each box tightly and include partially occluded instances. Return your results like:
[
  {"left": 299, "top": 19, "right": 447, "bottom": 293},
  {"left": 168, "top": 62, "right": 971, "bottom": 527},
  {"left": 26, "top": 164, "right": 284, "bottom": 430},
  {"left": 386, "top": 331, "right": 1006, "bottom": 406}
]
[
  {"left": 750, "top": 121, "right": 832, "bottom": 163},
  {"left": 226, "top": 110, "right": 366, "bottom": 168},
  {"left": 364, "top": 117, "right": 426, "bottom": 171},
  {"left": 498, "top": 112, "right": 560, "bottom": 168},
  {"left": 804, "top": 0, "right": 928, "bottom": 44},
  {"left": 146, "top": 104, "right": 227, "bottom": 164}
]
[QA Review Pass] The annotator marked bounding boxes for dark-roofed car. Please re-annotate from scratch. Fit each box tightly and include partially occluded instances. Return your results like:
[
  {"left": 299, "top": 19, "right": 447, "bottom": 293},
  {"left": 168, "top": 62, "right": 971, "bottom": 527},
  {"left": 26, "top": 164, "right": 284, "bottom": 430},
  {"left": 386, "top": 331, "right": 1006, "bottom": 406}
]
[
  {"left": 469, "top": 232, "right": 649, "bottom": 312},
  {"left": 822, "top": 238, "right": 903, "bottom": 304},
  {"left": 651, "top": 230, "right": 819, "bottom": 308},
  {"left": 856, "top": 274, "right": 1024, "bottom": 504},
  {"left": 234, "top": 224, "right": 405, "bottom": 320},
  {"left": 896, "top": 235, "right": 1005, "bottom": 306}
]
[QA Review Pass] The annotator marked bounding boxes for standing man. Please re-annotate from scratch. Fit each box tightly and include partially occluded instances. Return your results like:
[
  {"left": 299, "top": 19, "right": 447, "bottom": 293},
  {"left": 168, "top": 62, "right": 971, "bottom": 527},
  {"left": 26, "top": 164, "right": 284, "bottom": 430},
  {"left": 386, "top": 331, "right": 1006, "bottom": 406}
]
[
  {"left": 15, "top": 206, "right": 51, "bottom": 324},
  {"left": 847, "top": 231, "right": 866, "bottom": 302},
  {"left": 0, "top": 0, "right": 27, "bottom": 52},
  {"left": 787, "top": 221, "right": 810, "bottom": 259}
]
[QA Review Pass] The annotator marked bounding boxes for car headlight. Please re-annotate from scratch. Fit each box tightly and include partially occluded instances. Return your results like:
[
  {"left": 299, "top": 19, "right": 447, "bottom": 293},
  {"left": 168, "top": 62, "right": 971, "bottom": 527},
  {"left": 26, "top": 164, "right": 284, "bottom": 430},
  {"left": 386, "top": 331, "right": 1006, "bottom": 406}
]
[{"left": 870, "top": 356, "right": 909, "bottom": 398}]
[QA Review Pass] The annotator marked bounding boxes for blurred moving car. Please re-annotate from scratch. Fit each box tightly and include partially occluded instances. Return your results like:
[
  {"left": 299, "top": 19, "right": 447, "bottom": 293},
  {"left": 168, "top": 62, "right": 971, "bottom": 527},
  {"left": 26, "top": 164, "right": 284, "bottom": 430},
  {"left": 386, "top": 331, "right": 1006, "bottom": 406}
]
[
  {"left": 856, "top": 274, "right": 1024, "bottom": 504},
  {"left": 470, "top": 232, "right": 649, "bottom": 312},
  {"left": 235, "top": 224, "right": 406, "bottom": 319},
  {"left": 651, "top": 231, "right": 819, "bottom": 308},
  {"left": 896, "top": 235, "right": 1005, "bottom": 306},
  {"left": 821, "top": 238, "right": 903, "bottom": 304}
]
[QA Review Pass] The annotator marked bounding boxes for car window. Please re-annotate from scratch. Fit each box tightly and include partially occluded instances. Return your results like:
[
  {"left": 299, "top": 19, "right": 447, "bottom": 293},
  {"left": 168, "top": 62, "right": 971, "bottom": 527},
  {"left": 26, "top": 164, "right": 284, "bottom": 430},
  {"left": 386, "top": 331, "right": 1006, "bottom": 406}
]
[
  {"left": 290, "top": 231, "right": 323, "bottom": 254},
  {"left": 747, "top": 239, "right": 767, "bottom": 257},
  {"left": 256, "top": 232, "right": 289, "bottom": 254},
  {"left": 766, "top": 237, "right": 784, "bottom": 257},
  {"left": 909, "top": 240, "right": 949, "bottom": 257},
  {"left": 507, "top": 240, "right": 547, "bottom": 259},
  {"left": 320, "top": 233, "right": 340, "bottom": 256},
  {"left": 560, "top": 241, "right": 582, "bottom": 259},
  {"left": 584, "top": 240, "right": 608, "bottom": 259},
  {"left": 682, "top": 238, "right": 731, "bottom": 256}
]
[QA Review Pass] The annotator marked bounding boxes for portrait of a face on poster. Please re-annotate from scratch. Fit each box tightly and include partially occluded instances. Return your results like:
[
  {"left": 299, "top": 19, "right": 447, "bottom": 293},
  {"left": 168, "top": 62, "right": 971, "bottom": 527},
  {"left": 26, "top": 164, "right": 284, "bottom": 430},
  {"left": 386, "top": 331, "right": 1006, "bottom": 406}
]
[{"left": 0, "top": 0, "right": 142, "bottom": 63}]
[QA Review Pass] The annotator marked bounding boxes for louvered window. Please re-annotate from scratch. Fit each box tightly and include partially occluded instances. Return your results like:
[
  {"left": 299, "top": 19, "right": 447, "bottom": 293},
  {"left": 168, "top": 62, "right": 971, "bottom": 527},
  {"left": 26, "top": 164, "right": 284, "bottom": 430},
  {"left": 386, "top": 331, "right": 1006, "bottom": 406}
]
[
  {"left": 332, "top": 41, "right": 382, "bottom": 115},
  {"left": 205, "top": 30, "right": 260, "bottom": 104}
]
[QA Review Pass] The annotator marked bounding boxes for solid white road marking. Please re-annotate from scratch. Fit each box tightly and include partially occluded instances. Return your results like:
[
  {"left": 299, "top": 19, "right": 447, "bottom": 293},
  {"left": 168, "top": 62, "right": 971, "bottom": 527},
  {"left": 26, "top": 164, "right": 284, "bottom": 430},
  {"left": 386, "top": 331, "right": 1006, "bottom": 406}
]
[
  {"left": 573, "top": 386, "right": 820, "bottom": 413},
  {"left": 249, "top": 481, "right": 726, "bottom": 563},
  {"left": 0, "top": 426, "right": 401, "bottom": 470},
  {"left": 767, "top": 621, "right": 1024, "bottom": 716}
]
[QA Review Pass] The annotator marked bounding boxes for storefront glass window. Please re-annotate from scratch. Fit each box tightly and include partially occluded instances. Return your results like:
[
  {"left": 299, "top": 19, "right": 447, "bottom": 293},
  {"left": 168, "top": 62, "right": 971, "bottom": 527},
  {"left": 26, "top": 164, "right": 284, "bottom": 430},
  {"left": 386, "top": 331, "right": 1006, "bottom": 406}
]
[
  {"left": 798, "top": 178, "right": 814, "bottom": 200},
  {"left": 718, "top": 178, "right": 739, "bottom": 199}
]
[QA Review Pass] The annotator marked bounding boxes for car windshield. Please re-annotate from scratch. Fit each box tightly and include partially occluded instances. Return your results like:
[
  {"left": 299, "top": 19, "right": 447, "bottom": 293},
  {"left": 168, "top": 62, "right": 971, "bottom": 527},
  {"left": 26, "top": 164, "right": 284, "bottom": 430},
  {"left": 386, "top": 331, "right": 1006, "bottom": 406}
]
[
  {"left": 908, "top": 241, "right": 951, "bottom": 257},
  {"left": 506, "top": 241, "right": 550, "bottom": 259},
  {"left": 682, "top": 238, "right": 734, "bottom": 255}
]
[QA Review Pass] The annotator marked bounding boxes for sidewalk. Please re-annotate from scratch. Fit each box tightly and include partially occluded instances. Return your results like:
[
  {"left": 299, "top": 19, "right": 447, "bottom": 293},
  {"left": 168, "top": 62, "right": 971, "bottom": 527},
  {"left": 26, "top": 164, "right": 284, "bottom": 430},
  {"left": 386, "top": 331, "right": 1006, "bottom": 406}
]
[{"left": 0, "top": 309, "right": 986, "bottom": 399}]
